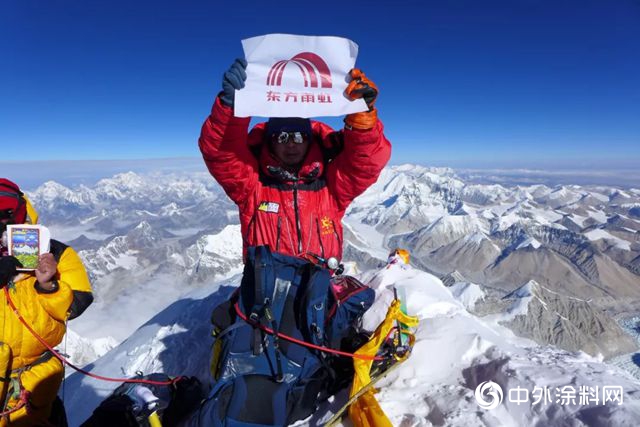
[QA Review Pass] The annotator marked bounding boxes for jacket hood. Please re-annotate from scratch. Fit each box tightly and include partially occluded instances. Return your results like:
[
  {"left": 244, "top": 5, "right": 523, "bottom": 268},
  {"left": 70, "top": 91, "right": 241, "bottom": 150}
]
[
  {"left": 247, "top": 120, "right": 340, "bottom": 182},
  {"left": 24, "top": 196, "right": 38, "bottom": 224},
  {"left": 0, "top": 178, "right": 36, "bottom": 224}
]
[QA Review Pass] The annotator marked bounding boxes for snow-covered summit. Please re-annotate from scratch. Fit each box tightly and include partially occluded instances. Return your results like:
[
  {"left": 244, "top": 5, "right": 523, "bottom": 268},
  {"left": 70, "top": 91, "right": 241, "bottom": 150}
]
[{"left": 63, "top": 263, "right": 640, "bottom": 427}]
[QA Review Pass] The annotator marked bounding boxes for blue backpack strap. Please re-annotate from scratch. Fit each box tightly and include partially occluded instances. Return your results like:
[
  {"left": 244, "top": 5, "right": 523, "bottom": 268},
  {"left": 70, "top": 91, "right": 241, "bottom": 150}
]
[
  {"left": 239, "top": 246, "right": 272, "bottom": 355},
  {"left": 199, "top": 247, "right": 341, "bottom": 426},
  {"left": 249, "top": 246, "right": 275, "bottom": 320},
  {"left": 241, "top": 246, "right": 287, "bottom": 381},
  {"left": 301, "top": 266, "right": 331, "bottom": 346}
]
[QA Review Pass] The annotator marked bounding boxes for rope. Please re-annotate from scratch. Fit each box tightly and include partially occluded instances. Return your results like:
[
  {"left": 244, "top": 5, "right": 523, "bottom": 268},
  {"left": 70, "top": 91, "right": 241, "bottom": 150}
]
[
  {"left": 0, "top": 388, "right": 29, "bottom": 418},
  {"left": 234, "top": 303, "right": 385, "bottom": 362},
  {"left": 3, "top": 287, "right": 182, "bottom": 387},
  {"left": 61, "top": 319, "right": 68, "bottom": 403}
]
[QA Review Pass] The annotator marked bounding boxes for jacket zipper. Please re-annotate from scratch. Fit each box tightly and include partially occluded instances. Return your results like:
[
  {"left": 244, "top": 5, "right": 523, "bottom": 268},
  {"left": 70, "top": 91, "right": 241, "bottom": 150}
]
[
  {"left": 244, "top": 212, "right": 257, "bottom": 249},
  {"left": 292, "top": 182, "right": 303, "bottom": 254},
  {"left": 315, "top": 218, "right": 325, "bottom": 259},
  {"left": 284, "top": 217, "right": 295, "bottom": 254},
  {"left": 331, "top": 219, "right": 342, "bottom": 251},
  {"left": 276, "top": 216, "right": 281, "bottom": 252},
  {"left": 305, "top": 213, "right": 314, "bottom": 255}
]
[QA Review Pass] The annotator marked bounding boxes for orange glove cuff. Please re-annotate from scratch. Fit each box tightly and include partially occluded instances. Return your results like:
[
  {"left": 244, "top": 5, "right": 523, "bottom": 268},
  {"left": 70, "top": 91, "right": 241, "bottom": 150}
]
[{"left": 344, "top": 108, "right": 378, "bottom": 130}]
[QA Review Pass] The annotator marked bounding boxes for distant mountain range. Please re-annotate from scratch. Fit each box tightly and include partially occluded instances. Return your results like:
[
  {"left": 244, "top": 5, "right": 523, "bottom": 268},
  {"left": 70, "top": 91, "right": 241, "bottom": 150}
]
[
  {"left": 344, "top": 165, "right": 640, "bottom": 312},
  {"left": 26, "top": 166, "right": 640, "bottom": 361}
]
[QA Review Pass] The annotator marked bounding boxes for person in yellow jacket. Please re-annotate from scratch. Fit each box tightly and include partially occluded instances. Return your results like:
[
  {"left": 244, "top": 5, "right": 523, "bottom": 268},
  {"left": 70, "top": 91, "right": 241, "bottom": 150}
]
[{"left": 0, "top": 178, "right": 93, "bottom": 426}]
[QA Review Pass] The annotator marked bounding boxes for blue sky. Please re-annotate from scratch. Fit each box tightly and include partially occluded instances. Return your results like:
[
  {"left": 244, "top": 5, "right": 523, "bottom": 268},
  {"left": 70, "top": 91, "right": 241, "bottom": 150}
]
[{"left": 2, "top": 0, "right": 639, "bottom": 168}]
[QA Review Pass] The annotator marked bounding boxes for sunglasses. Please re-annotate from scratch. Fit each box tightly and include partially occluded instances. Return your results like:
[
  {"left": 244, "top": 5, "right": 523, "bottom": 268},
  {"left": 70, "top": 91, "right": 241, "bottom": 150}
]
[{"left": 272, "top": 131, "right": 309, "bottom": 145}]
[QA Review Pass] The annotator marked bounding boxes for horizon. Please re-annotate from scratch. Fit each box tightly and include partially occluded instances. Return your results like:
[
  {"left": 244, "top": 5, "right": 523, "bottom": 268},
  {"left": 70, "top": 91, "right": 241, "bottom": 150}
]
[
  {"left": 3, "top": 158, "right": 639, "bottom": 190},
  {"left": 2, "top": 0, "right": 639, "bottom": 167}
]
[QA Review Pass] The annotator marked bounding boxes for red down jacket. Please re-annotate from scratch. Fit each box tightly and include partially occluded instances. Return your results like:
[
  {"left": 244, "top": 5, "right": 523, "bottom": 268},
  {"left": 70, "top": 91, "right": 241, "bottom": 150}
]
[{"left": 199, "top": 97, "right": 391, "bottom": 262}]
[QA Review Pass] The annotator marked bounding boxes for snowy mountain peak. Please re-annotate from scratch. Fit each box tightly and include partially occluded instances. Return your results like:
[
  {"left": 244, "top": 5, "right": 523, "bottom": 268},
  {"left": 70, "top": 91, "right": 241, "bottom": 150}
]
[
  {"left": 393, "top": 164, "right": 455, "bottom": 176},
  {"left": 93, "top": 172, "right": 146, "bottom": 200},
  {"left": 31, "top": 180, "right": 86, "bottom": 204},
  {"left": 98, "top": 171, "right": 145, "bottom": 189},
  {"left": 504, "top": 279, "right": 540, "bottom": 299},
  {"left": 201, "top": 224, "right": 242, "bottom": 259},
  {"left": 37, "top": 180, "right": 72, "bottom": 198},
  {"left": 134, "top": 220, "right": 151, "bottom": 230},
  {"left": 160, "top": 202, "right": 181, "bottom": 216}
]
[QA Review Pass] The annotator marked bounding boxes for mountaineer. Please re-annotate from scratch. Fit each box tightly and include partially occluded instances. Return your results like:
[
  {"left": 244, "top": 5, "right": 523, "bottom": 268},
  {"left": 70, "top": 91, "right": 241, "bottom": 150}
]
[
  {"left": 199, "top": 58, "right": 391, "bottom": 263},
  {"left": 188, "top": 57, "right": 391, "bottom": 426},
  {"left": 1, "top": 178, "right": 93, "bottom": 426}
]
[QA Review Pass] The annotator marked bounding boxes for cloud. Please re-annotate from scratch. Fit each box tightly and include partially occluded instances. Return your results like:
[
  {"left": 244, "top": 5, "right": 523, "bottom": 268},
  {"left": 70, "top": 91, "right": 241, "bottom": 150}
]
[
  {"left": 455, "top": 168, "right": 640, "bottom": 188},
  {"left": 0, "top": 158, "right": 204, "bottom": 190},
  {"left": 3, "top": 158, "right": 638, "bottom": 190}
]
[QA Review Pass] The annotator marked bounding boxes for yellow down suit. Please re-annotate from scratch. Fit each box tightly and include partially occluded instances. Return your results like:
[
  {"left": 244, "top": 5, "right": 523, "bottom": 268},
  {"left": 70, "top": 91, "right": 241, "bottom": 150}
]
[{"left": 1, "top": 201, "right": 93, "bottom": 426}]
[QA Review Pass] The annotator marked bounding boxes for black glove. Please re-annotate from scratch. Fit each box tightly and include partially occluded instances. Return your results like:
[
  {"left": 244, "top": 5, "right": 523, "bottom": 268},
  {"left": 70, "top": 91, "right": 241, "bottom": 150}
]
[
  {"left": 0, "top": 256, "right": 21, "bottom": 288},
  {"left": 220, "top": 58, "right": 248, "bottom": 107},
  {"left": 80, "top": 394, "right": 138, "bottom": 427},
  {"left": 163, "top": 376, "right": 204, "bottom": 426}
]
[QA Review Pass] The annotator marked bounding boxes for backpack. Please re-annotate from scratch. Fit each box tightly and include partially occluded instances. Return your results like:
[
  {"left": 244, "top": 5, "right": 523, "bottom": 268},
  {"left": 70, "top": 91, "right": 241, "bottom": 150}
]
[{"left": 197, "top": 246, "right": 373, "bottom": 426}]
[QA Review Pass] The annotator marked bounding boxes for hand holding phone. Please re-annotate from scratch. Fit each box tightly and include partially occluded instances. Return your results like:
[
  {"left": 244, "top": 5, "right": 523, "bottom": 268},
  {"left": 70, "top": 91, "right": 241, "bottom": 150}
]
[{"left": 35, "top": 253, "right": 57, "bottom": 286}]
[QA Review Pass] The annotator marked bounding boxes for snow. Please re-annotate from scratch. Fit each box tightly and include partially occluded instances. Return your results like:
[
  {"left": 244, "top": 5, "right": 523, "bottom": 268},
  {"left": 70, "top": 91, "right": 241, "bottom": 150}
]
[
  {"left": 498, "top": 281, "right": 550, "bottom": 318},
  {"left": 425, "top": 214, "right": 485, "bottom": 238},
  {"left": 449, "top": 282, "right": 486, "bottom": 310},
  {"left": 505, "top": 280, "right": 537, "bottom": 299},
  {"left": 567, "top": 213, "right": 588, "bottom": 228},
  {"left": 613, "top": 190, "right": 632, "bottom": 199},
  {"left": 492, "top": 202, "right": 530, "bottom": 231},
  {"left": 159, "top": 202, "right": 181, "bottom": 216},
  {"left": 547, "top": 186, "right": 577, "bottom": 200},
  {"left": 164, "top": 227, "right": 203, "bottom": 237},
  {"left": 588, "top": 191, "right": 611, "bottom": 203},
  {"left": 462, "top": 231, "right": 501, "bottom": 252},
  {"left": 63, "top": 264, "right": 640, "bottom": 426},
  {"left": 585, "top": 229, "right": 632, "bottom": 250},
  {"left": 62, "top": 329, "right": 119, "bottom": 368},
  {"left": 202, "top": 224, "right": 242, "bottom": 259},
  {"left": 112, "top": 250, "right": 139, "bottom": 269},
  {"left": 529, "top": 207, "right": 564, "bottom": 225},
  {"left": 587, "top": 208, "right": 609, "bottom": 224},
  {"left": 341, "top": 220, "right": 389, "bottom": 261},
  {"left": 21, "top": 168, "right": 640, "bottom": 426},
  {"left": 134, "top": 209, "right": 158, "bottom": 217},
  {"left": 505, "top": 289, "right": 535, "bottom": 317},
  {"left": 516, "top": 236, "right": 542, "bottom": 249}
]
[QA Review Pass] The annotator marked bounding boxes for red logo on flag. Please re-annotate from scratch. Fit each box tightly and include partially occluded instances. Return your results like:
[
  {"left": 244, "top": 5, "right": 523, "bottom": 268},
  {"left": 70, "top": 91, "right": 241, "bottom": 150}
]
[{"left": 267, "top": 52, "right": 332, "bottom": 88}]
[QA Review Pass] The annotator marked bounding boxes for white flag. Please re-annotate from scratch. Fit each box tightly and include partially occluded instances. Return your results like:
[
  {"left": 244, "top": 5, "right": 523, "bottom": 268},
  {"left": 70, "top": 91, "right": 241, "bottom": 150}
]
[{"left": 234, "top": 34, "right": 368, "bottom": 118}]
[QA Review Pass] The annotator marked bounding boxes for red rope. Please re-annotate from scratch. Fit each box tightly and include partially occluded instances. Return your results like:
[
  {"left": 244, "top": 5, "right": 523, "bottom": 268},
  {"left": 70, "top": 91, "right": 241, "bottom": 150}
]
[
  {"left": 0, "top": 392, "right": 28, "bottom": 418},
  {"left": 234, "top": 303, "right": 385, "bottom": 361},
  {"left": 0, "top": 388, "right": 31, "bottom": 418},
  {"left": 3, "top": 287, "right": 182, "bottom": 387}
]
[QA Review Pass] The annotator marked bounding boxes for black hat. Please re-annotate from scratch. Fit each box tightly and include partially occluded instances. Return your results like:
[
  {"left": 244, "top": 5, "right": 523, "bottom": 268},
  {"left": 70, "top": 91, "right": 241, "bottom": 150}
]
[{"left": 265, "top": 117, "right": 312, "bottom": 141}]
